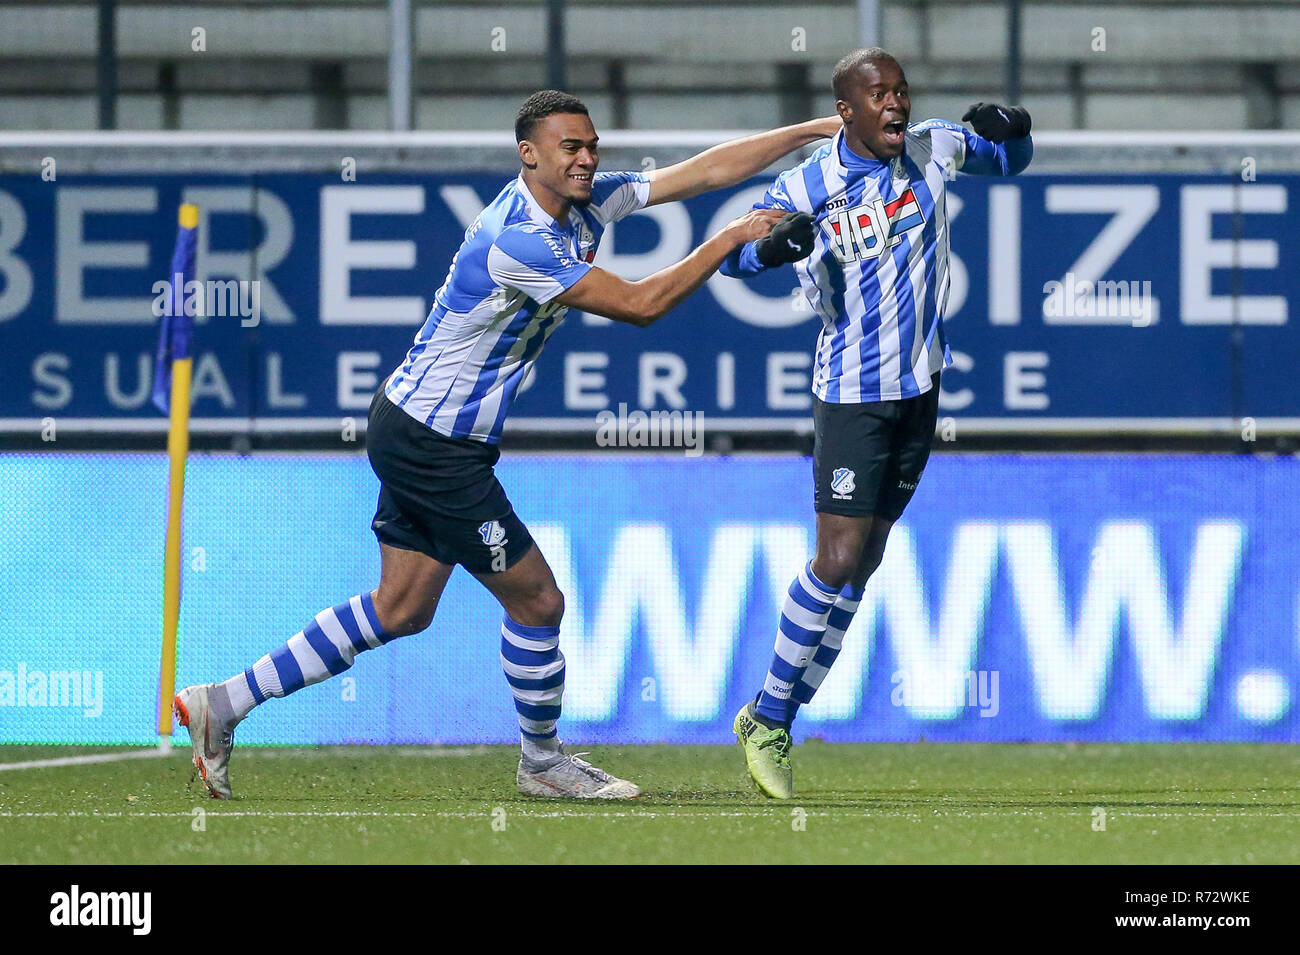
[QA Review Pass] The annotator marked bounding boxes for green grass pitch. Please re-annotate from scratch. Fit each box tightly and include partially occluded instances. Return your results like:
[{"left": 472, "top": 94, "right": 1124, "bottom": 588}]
[{"left": 2, "top": 743, "right": 1297, "bottom": 864}]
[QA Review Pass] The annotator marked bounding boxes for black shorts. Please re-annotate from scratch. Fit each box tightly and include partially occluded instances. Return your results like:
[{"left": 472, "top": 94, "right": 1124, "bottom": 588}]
[
  {"left": 366, "top": 386, "right": 534, "bottom": 574},
  {"left": 813, "top": 372, "right": 941, "bottom": 521}
]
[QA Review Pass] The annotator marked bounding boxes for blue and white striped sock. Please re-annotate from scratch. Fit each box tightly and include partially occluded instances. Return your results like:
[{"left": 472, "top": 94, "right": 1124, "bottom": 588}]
[
  {"left": 499, "top": 614, "right": 565, "bottom": 759},
  {"left": 755, "top": 561, "right": 839, "bottom": 727},
  {"left": 220, "top": 593, "right": 393, "bottom": 721},
  {"left": 792, "top": 582, "right": 865, "bottom": 709}
]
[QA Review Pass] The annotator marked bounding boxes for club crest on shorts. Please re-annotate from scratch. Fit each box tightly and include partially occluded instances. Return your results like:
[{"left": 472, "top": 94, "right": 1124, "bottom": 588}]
[
  {"left": 831, "top": 467, "right": 856, "bottom": 499},
  {"left": 478, "top": 520, "right": 508, "bottom": 548}
]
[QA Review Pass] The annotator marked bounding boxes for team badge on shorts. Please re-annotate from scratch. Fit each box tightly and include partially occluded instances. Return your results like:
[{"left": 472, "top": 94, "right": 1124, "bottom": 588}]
[
  {"left": 478, "top": 520, "right": 508, "bottom": 547},
  {"left": 831, "top": 467, "right": 857, "bottom": 500}
]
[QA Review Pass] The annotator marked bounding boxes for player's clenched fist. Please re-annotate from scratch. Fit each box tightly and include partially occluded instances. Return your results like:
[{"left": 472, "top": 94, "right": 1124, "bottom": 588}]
[
  {"left": 754, "top": 212, "right": 817, "bottom": 267},
  {"left": 725, "top": 207, "right": 789, "bottom": 246},
  {"left": 961, "top": 102, "right": 1032, "bottom": 143}
]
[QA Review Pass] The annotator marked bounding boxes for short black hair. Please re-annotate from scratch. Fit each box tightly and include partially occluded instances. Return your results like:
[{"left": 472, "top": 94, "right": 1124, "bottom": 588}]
[
  {"left": 515, "top": 90, "right": 590, "bottom": 142},
  {"left": 832, "top": 47, "right": 899, "bottom": 101}
]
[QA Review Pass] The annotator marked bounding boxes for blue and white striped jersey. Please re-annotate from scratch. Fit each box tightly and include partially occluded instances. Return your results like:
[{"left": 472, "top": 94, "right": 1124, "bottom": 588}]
[
  {"left": 722, "top": 121, "right": 1032, "bottom": 404},
  {"left": 385, "top": 171, "right": 650, "bottom": 442}
]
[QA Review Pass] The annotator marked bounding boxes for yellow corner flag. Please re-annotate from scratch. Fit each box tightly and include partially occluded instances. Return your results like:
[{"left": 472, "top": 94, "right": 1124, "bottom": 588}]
[{"left": 154, "top": 203, "right": 199, "bottom": 737}]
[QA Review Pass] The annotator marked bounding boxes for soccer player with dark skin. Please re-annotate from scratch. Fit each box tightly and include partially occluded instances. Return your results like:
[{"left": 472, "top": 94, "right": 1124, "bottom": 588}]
[
  {"left": 174, "top": 97, "right": 839, "bottom": 800},
  {"left": 812, "top": 55, "right": 915, "bottom": 595},
  {"left": 724, "top": 49, "right": 1032, "bottom": 797},
  {"left": 810, "top": 56, "right": 1029, "bottom": 592}
]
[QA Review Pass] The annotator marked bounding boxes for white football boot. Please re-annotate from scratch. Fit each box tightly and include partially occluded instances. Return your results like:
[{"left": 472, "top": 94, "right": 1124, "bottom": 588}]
[
  {"left": 517, "top": 746, "right": 642, "bottom": 799},
  {"left": 173, "top": 684, "right": 238, "bottom": 799}
]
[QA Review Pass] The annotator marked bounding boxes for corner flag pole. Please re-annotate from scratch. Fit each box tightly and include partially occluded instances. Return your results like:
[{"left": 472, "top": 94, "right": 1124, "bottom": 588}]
[{"left": 155, "top": 203, "right": 199, "bottom": 739}]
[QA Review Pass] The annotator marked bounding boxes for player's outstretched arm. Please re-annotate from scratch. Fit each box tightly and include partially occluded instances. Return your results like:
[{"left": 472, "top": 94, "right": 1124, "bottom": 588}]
[
  {"left": 956, "top": 102, "right": 1033, "bottom": 176},
  {"left": 719, "top": 211, "right": 816, "bottom": 281},
  {"left": 555, "top": 209, "right": 787, "bottom": 326},
  {"left": 644, "top": 116, "right": 840, "bottom": 207}
]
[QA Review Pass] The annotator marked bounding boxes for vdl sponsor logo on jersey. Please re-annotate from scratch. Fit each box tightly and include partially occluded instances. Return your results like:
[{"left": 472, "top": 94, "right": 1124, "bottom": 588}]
[
  {"left": 820, "top": 188, "right": 926, "bottom": 264},
  {"left": 831, "top": 467, "right": 856, "bottom": 500}
]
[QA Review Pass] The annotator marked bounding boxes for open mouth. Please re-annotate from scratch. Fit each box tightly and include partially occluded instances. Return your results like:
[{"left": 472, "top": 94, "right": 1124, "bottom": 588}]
[
  {"left": 882, "top": 120, "right": 906, "bottom": 145},
  {"left": 568, "top": 172, "right": 593, "bottom": 187}
]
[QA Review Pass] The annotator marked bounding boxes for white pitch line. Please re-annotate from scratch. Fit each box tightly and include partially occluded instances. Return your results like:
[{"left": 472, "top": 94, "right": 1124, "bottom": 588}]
[
  {"left": 0, "top": 810, "right": 815, "bottom": 820},
  {"left": 0, "top": 743, "right": 498, "bottom": 772},
  {"left": 0, "top": 743, "right": 175, "bottom": 772},
  {"left": 1, "top": 809, "right": 1296, "bottom": 821},
  {"left": 243, "top": 746, "right": 494, "bottom": 759}
]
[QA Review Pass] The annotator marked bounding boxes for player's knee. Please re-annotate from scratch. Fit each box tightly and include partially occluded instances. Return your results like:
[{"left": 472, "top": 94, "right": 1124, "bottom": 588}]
[
  {"left": 371, "top": 591, "right": 434, "bottom": 638},
  {"left": 857, "top": 523, "right": 893, "bottom": 581},
  {"left": 397, "top": 608, "right": 436, "bottom": 637},
  {"left": 812, "top": 547, "right": 857, "bottom": 589},
  {"left": 513, "top": 587, "right": 564, "bottom": 629},
  {"left": 858, "top": 544, "right": 886, "bottom": 579},
  {"left": 379, "top": 609, "right": 431, "bottom": 639},
  {"left": 532, "top": 587, "right": 565, "bottom": 628}
]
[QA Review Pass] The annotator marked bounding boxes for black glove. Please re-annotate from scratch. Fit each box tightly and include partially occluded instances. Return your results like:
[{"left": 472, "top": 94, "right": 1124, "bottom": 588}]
[
  {"left": 962, "top": 102, "right": 1032, "bottom": 143},
  {"left": 754, "top": 212, "right": 817, "bottom": 268}
]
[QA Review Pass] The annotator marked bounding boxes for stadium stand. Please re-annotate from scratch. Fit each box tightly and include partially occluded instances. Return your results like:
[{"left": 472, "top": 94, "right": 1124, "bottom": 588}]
[{"left": 0, "top": 0, "right": 1297, "bottom": 131}]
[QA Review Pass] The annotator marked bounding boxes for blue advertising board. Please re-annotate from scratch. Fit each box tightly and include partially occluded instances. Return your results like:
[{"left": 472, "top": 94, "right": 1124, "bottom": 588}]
[
  {"left": 0, "top": 171, "right": 1295, "bottom": 427},
  {"left": 0, "top": 453, "right": 1296, "bottom": 744}
]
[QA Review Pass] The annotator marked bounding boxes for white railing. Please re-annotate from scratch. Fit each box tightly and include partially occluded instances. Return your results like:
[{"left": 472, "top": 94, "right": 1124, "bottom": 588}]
[{"left": 3, "top": 130, "right": 1299, "bottom": 174}]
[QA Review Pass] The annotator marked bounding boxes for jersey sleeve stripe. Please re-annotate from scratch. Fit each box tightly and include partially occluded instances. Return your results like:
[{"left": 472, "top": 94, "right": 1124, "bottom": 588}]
[{"left": 485, "top": 245, "right": 568, "bottom": 304}]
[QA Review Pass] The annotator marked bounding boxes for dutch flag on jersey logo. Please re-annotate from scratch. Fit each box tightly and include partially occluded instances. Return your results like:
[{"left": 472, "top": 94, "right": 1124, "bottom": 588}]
[{"left": 885, "top": 188, "right": 923, "bottom": 236}]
